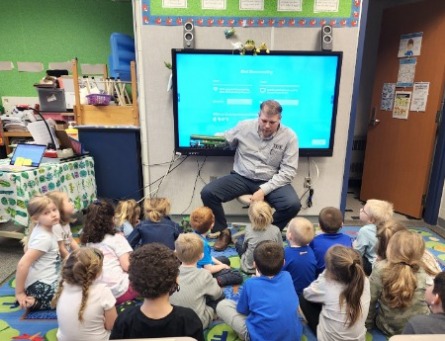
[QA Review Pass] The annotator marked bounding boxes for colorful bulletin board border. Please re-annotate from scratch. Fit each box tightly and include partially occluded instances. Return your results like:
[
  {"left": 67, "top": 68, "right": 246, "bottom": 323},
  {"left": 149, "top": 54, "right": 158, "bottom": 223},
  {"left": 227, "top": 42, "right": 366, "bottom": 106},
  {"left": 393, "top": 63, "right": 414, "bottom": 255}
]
[{"left": 142, "top": 0, "right": 361, "bottom": 28}]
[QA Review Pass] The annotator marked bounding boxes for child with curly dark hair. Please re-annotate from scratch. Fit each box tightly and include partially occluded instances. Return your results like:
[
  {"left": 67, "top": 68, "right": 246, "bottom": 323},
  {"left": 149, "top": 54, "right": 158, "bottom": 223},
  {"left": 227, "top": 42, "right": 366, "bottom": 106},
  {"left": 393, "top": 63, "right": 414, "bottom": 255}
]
[
  {"left": 110, "top": 243, "right": 204, "bottom": 341},
  {"left": 52, "top": 247, "right": 117, "bottom": 341},
  {"left": 80, "top": 200, "right": 136, "bottom": 304}
]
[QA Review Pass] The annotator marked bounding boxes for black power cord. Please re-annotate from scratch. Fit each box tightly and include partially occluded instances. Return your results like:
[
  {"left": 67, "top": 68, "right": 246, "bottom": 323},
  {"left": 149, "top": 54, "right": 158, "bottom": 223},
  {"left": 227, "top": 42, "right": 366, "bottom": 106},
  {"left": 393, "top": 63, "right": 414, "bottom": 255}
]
[{"left": 307, "top": 188, "right": 314, "bottom": 207}]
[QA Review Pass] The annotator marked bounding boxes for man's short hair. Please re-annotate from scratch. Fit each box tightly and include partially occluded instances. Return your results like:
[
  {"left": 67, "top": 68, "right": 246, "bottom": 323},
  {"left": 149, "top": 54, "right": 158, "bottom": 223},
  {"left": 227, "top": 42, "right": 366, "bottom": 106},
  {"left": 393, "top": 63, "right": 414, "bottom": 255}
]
[
  {"left": 260, "top": 100, "right": 282, "bottom": 117},
  {"left": 253, "top": 240, "right": 284, "bottom": 276},
  {"left": 190, "top": 206, "right": 215, "bottom": 234},
  {"left": 175, "top": 233, "right": 203, "bottom": 264},
  {"left": 288, "top": 217, "right": 315, "bottom": 246},
  {"left": 129, "top": 243, "right": 180, "bottom": 299},
  {"left": 318, "top": 206, "right": 343, "bottom": 233}
]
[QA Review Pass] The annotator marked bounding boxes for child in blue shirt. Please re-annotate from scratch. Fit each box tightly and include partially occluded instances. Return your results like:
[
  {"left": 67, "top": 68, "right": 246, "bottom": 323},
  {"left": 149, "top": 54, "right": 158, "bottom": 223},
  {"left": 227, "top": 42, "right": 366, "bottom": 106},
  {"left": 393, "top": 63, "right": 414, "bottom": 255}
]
[
  {"left": 190, "top": 206, "right": 230, "bottom": 274},
  {"left": 353, "top": 199, "right": 393, "bottom": 275},
  {"left": 283, "top": 217, "right": 317, "bottom": 296},
  {"left": 310, "top": 206, "right": 352, "bottom": 275},
  {"left": 127, "top": 198, "right": 180, "bottom": 250},
  {"left": 217, "top": 241, "right": 303, "bottom": 341}
]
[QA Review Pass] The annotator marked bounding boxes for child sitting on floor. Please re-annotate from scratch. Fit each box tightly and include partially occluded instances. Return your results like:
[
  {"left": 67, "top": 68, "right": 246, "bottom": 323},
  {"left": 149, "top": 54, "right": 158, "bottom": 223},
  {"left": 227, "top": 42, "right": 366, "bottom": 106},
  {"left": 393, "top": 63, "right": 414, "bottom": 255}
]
[
  {"left": 353, "top": 199, "right": 393, "bottom": 275},
  {"left": 127, "top": 197, "right": 180, "bottom": 250},
  {"left": 217, "top": 240, "right": 302, "bottom": 341},
  {"left": 237, "top": 201, "right": 282, "bottom": 274},
  {"left": 110, "top": 243, "right": 204, "bottom": 341},
  {"left": 15, "top": 195, "right": 61, "bottom": 311},
  {"left": 301, "top": 245, "right": 370, "bottom": 339},
  {"left": 283, "top": 217, "right": 317, "bottom": 296},
  {"left": 170, "top": 233, "right": 224, "bottom": 329},
  {"left": 46, "top": 191, "right": 79, "bottom": 259},
  {"left": 310, "top": 206, "right": 352, "bottom": 275},
  {"left": 366, "top": 230, "right": 430, "bottom": 337},
  {"left": 190, "top": 206, "right": 231, "bottom": 274},
  {"left": 80, "top": 200, "right": 137, "bottom": 305},
  {"left": 114, "top": 199, "right": 141, "bottom": 237},
  {"left": 403, "top": 271, "right": 445, "bottom": 334},
  {"left": 52, "top": 247, "right": 117, "bottom": 341}
]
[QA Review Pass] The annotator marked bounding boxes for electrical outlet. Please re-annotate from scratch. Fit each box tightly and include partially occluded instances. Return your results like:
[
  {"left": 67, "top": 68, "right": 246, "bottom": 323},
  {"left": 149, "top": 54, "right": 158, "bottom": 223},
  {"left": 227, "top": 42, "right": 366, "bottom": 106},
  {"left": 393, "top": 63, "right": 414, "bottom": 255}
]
[{"left": 304, "top": 177, "right": 312, "bottom": 188}]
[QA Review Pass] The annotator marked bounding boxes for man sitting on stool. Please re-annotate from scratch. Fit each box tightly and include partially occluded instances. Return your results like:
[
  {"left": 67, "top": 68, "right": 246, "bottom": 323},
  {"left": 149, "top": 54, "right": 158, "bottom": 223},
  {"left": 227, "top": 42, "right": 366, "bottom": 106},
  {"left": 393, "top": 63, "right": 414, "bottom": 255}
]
[{"left": 201, "top": 99, "right": 301, "bottom": 251}]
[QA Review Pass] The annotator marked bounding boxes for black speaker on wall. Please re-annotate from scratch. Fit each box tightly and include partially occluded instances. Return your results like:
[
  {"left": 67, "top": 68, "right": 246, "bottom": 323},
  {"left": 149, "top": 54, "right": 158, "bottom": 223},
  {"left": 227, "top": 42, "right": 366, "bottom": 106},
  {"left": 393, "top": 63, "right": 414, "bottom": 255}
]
[
  {"left": 183, "top": 22, "right": 195, "bottom": 49},
  {"left": 321, "top": 24, "right": 333, "bottom": 51}
]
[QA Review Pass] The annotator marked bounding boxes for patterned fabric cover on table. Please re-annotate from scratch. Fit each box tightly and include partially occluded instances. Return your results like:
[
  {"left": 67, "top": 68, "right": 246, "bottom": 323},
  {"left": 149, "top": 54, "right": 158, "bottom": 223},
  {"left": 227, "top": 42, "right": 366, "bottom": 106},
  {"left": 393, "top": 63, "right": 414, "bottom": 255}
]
[{"left": 0, "top": 156, "right": 97, "bottom": 226}]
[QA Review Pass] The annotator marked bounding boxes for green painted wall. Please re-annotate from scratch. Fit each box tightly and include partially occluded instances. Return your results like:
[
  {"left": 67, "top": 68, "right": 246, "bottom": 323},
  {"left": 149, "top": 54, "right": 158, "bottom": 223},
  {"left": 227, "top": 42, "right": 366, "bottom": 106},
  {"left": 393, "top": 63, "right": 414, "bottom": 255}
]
[{"left": 0, "top": 0, "right": 134, "bottom": 97}]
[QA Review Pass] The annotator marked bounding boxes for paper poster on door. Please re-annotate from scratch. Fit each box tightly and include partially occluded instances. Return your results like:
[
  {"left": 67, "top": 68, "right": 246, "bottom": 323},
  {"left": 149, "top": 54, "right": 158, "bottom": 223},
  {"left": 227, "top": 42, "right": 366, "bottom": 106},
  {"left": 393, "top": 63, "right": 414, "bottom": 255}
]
[
  {"left": 398, "top": 32, "right": 422, "bottom": 58},
  {"left": 410, "top": 82, "right": 429, "bottom": 112},
  {"left": 393, "top": 91, "right": 411, "bottom": 120},
  {"left": 380, "top": 83, "right": 396, "bottom": 111},
  {"left": 396, "top": 58, "right": 416, "bottom": 87}
]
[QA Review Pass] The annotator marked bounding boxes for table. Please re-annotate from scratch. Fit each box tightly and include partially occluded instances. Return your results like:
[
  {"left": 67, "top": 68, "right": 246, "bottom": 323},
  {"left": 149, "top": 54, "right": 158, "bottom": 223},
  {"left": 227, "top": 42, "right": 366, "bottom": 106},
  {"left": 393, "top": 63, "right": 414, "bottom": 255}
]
[{"left": 0, "top": 156, "right": 97, "bottom": 237}]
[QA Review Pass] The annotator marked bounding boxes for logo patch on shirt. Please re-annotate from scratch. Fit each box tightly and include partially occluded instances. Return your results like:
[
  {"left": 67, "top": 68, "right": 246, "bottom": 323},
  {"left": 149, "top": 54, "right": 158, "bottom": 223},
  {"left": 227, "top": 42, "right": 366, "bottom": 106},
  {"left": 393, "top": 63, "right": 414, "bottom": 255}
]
[{"left": 273, "top": 144, "right": 283, "bottom": 150}]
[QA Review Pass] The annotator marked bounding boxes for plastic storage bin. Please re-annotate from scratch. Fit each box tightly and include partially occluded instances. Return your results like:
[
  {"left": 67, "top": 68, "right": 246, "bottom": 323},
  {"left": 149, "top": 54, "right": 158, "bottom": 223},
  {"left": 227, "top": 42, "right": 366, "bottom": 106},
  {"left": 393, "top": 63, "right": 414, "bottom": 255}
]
[{"left": 37, "top": 88, "right": 67, "bottom": 112}]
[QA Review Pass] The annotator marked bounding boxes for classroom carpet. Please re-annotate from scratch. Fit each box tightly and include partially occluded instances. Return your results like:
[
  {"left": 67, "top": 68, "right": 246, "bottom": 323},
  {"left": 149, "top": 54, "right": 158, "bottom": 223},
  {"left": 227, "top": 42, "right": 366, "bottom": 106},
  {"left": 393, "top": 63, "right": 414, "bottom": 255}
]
[{"left": 1, "top": 225, "right": 444, "bottom": 341}]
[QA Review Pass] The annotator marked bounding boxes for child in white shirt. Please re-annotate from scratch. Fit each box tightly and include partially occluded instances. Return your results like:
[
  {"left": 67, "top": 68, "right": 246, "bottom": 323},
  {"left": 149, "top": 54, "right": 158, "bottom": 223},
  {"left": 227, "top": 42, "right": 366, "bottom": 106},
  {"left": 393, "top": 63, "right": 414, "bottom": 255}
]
[
  {"left": 46, "top": 191, "right": 79, "bottom": 259},
  {"left": 15, "top": 195, "right": 61, "bottom": 311},
  {"left": 53, "top": 247, "right": 117, "bottom": 341}
]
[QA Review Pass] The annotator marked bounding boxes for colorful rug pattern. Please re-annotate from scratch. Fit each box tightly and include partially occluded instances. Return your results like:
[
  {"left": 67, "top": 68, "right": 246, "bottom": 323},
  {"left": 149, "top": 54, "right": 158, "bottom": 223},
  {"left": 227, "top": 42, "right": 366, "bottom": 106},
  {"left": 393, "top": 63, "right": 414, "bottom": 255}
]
[{"left": 1, "top": 226, "right": 444, "bottom": 340}]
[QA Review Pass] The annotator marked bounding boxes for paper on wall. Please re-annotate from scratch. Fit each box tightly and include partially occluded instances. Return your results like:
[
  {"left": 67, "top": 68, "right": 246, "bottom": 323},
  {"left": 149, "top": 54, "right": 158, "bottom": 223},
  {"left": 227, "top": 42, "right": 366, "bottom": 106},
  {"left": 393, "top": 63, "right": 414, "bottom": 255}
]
[
  {"left": 48, "top": 61, "right": 72, "bottom": 71},
  {"left": 17, "top": 62, "right": 44, "bottom": 72},
  {"left": 393, "top": 91, "right": 411, "bottom": 120},
  {"left": 410, "top": 82, "right": 429, "bottom": 112},
  {"left": 0, "top": 61, "right": 14, "bottom": 71}
]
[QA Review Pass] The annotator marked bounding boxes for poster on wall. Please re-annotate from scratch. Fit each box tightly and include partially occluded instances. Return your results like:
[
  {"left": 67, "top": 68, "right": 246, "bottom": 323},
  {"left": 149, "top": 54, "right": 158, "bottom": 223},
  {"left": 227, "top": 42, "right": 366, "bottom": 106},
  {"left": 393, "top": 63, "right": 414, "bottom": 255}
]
[
  {"left": 396, "top": 58, "right": 416, "bottom": 88},
  {"left": 380, "top": 83, "right": 396, "bottom": 111},
  {"left": 393, "top": 91, "right": 411, "bottom": 120},
  {"left": 314, "top": 0, "right": 339, "bottom": 12},
  {"left": 397, "top": 32, "right": 423, "bottom": 58},
  {"left": 410, "top": 82, "right": 429, "bottom": 112}
]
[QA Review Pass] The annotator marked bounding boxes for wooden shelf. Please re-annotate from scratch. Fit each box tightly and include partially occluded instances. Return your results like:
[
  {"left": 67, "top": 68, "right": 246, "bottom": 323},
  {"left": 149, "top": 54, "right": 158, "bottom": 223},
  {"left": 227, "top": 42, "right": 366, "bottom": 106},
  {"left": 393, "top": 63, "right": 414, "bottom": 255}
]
[{"left": 72, "top": 59, "right": 139, "bottom": 126}]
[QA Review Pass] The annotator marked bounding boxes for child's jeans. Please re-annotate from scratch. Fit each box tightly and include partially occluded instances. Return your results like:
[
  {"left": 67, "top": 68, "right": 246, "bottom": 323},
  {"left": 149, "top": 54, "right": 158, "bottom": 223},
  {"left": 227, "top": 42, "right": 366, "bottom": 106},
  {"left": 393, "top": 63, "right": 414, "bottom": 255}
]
[{"left": 26, "top": 280, "right": 57, "bottom": 311}]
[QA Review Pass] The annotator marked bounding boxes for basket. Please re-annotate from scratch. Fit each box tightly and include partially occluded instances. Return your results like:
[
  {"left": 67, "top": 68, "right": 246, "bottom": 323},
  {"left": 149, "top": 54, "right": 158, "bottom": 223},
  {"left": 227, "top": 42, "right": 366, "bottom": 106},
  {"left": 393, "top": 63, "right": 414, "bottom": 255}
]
[{"left": 86, "top": 94, "right": 112, "bottom": 106}]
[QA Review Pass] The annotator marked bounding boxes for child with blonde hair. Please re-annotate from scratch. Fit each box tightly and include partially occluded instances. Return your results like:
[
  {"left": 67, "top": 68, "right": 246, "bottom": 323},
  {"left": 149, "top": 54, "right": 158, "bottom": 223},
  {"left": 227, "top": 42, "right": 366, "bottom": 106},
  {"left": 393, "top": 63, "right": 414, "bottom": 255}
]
[
  {"left": 80, "top": 200, "right": 137, "bottom": 304},
  {"left": 354, "top": 199, "right": 393, "bottom": 275},
  {"left": 127, "top": 197, "right": 180, "bottom": 250},
  {"left": 114, "top": 199, "right": 141, "bottom": 237},
  {"left": 52, "top": 247, "right": 117, "bottom": 341},
  {"left": 375, "top": 219, "right": 441, "bottom": 280},
  {"left": 190, "top": 206, "right": 231, "bottom": 274},
  {"left": 366, "top": 230, "right": 430, "bottom": 336},
  {"left": 15, "top": 195, "right": 61, "bottom": 311},
  {"left": 170, "top": 233, "right": 224, "bottom": 328},
  {"left": 310, "top": 207, "right": 352, "bottom": 275},
  {"left": 238, "top": 201, "right": 282, "bottom": 274},
  {"left": 46, "top": 191, "right": 79, "bottom": 259},
  {"left": 302, "top": 245, "right": 370, "bottom": 340},
  {"left": 283, "top": 217, "right": 317, "bottom": 295}
]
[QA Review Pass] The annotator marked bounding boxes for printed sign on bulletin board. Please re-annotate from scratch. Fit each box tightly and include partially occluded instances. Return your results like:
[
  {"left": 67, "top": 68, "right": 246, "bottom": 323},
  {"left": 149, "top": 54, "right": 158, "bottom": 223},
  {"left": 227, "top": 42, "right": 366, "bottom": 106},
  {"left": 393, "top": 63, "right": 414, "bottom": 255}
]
[{"left": 142, "top": 0, "right": 362, "bottom": 27}]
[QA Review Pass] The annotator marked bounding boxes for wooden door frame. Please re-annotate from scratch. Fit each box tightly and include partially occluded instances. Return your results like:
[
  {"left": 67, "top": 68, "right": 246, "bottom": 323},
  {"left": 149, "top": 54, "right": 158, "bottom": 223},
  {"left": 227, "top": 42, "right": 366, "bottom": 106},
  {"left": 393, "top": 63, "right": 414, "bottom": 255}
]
[
  {"left": 341, "top": 0, "right": 445, "bottom": 224},
  {"left": 424, "top": 86, "right": 445, "bottom": 224}
]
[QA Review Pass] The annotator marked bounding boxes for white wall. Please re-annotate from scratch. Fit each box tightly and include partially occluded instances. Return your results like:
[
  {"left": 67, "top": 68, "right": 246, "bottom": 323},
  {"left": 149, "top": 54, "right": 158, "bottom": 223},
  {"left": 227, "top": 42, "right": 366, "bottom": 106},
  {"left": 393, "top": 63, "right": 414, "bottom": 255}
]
[
  {"left": 134, "top": 2, "right": 360, "bottom": 217},
  {"left": 439, "top": 184, "right": 445, "bottom": 226}
]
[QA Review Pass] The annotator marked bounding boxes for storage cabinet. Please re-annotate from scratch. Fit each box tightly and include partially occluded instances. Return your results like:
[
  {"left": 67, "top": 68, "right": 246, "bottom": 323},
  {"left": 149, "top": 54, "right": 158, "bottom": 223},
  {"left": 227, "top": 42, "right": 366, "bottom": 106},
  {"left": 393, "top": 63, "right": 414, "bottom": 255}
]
[{"left": 72, "top": 59, "right": 139, "bottom": 126}]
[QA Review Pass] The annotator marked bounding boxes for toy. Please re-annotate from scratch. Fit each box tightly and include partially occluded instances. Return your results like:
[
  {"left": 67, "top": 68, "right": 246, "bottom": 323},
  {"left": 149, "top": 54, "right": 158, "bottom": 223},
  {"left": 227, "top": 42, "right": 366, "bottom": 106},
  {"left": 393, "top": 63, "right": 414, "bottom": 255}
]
[{"left": 233, "top": 40, "right": 271, "bottom": 55}]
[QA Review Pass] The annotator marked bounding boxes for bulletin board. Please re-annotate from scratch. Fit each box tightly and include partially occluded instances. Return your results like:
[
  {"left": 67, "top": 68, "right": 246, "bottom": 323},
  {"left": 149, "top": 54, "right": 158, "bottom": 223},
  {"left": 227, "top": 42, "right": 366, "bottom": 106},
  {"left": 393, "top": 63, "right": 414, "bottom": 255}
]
[{"left": 142, "top": 0, "right": 361, "bottom": 27}]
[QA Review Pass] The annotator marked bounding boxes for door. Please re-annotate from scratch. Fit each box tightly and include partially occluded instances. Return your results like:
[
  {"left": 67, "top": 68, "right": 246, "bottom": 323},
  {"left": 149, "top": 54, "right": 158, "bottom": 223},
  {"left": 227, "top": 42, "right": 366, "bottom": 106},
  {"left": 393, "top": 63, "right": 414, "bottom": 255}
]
[{"left": 360, "top": 0, "right": 445, "bottom": 218}]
